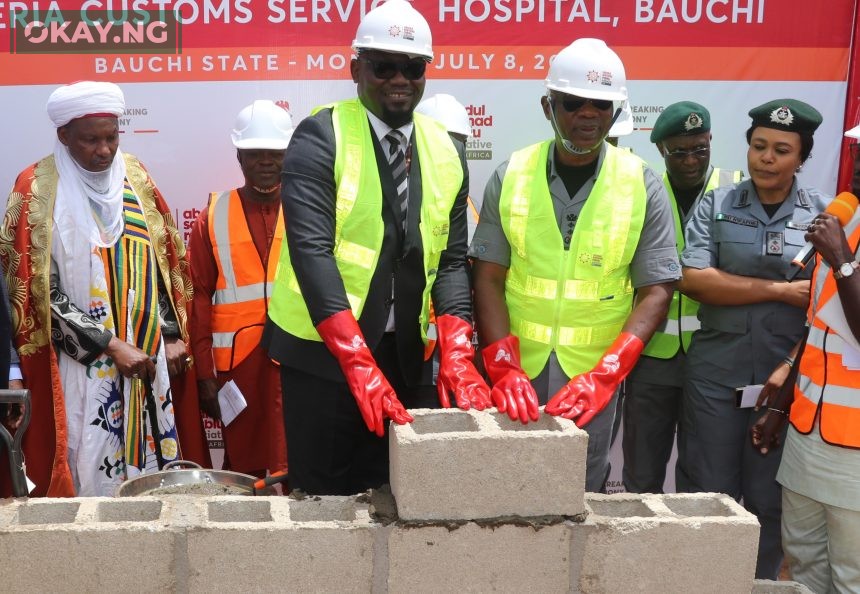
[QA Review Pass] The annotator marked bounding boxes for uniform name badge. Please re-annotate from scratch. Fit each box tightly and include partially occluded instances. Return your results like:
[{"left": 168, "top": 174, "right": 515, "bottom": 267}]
[{"left": 765, "top": 231, "right": 783, "bottom": 256}]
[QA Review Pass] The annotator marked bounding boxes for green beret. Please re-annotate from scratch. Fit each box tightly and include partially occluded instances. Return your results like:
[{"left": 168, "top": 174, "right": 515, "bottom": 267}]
[
  {"left": 748, "top": 99, "right": 822, "bottom": 135},
  {"left": 650, "top": 101, "right": 710, "bottom": 143}
]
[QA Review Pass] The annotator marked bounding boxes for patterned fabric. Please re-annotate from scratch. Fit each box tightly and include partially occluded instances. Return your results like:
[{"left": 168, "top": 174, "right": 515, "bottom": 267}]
[
  {"left": 45, "top": 180, "right": 181, "bottom": 493},
  {"left": 102, "top": 190, "right": 162, "bottom": 356},
  {"left": 99, "top": 185, "right": 176, "bottom": 476},
  {"left": 49, "top": 264, "right": 113, "bottom": 366},
  {"left": 0, "top": 154, "right": 198, "bottom": 497},
  {"left": 386, "top": 130, "right": 408, "bottom": 231}
]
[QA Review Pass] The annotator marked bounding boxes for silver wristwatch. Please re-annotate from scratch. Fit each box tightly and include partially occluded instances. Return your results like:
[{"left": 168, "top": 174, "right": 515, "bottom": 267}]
[{"left": 833, "top": 260, "right": 860, "bottom": 280}]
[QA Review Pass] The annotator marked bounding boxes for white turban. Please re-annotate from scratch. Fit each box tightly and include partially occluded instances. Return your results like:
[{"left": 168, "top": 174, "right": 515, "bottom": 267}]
[
  {"left": 46, "top": 81, "right": 125, "bottom": 128},
  {"left": 49, "top": 81, "right": 128, "bottom": 321}
]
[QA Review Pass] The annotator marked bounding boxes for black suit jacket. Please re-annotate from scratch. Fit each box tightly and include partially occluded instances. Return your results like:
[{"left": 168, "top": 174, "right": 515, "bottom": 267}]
[{"left": 264, "top": 105, "right": 472, "bottom": 386}]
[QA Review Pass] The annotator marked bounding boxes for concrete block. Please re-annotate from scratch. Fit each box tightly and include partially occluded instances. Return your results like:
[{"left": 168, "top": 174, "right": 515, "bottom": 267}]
[
  {"left": 388, "top": 522, "right": 571, "bottom": 593},
  {"left": 0, "top": 498, "right": 176, "bottom": 593},
  {"left": 390, "top": 407, "right": 588, "bottom": 520},
  {"left": 577, "top": 493, "right": 760, "bottom": 594},
  {"left": 751, "top": 579, "right": 814, "bottom": 593},
  {"left": 186, "top": 496, "right": 375, "bottom": 593}
]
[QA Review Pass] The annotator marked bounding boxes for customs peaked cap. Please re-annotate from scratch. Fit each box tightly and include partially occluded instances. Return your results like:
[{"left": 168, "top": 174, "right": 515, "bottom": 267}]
[
  {"left": 748, "top": 99, "right": 822, "bottom": 135},
  {"left": 650, "top": 101, "right": 710, "bottom": 143}
]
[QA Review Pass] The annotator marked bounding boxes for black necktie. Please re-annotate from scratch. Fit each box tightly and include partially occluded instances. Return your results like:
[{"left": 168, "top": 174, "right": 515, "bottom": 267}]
[{"left": 386, "top": 130, "right": 408, "bottom": 232}]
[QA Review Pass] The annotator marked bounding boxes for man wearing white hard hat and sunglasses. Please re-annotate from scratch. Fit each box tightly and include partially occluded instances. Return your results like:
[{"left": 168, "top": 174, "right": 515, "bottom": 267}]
[
  {"left": 470, "top": 38, "right": 679, "bottom": 492},
  {"left": 264, "top": 0, "right": 490, "bottom": 495}
]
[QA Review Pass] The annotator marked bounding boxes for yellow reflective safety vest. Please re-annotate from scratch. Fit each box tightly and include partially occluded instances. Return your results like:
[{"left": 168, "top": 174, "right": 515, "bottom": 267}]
[
  {"left": 208, "top": 189, "right": 284, "bottom": 371},
  {"left": 268, "top": 98, "right": 462, "bottom": 343},
  {"left": 643, "top": 167, "right": 742, "bottom": 359},
  {"left": 502, "top": 141, "right": 647, "bottom": 379}
]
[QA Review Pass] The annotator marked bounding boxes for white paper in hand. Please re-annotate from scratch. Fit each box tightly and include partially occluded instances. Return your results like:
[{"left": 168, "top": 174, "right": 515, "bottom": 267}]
[
  {"left": 218, "top": 380, "right": 248, "bottom": 426},
  {"left": 736, "top": 384, "right": 763, "bottom": 409}
]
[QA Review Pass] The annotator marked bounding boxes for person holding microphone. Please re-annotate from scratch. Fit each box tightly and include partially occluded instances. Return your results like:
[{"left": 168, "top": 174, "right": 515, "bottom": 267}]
[{"left": 750, "top": 123, "right": 860, "bottom": 592}]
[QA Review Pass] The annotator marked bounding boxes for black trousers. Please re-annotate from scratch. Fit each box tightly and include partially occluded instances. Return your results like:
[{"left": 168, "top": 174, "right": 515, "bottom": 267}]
[{"left": 281, "top": 333, "right": 436, "bottom": 495}]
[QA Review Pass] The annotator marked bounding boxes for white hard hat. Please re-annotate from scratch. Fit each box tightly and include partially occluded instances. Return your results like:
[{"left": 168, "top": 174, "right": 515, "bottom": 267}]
[
  {"left": 609, "top": 100, "right": 633, "bottom": 137},
  {"left": 545, "top": 38, "right": 628, "bottom": 102},
  {"left": 352, "top": 0, "right": 433, "bottom": 61},
  {"left": 415, "top": 94, "right": 471, "bottom": 137},
  {"left": 845, "top": 123, "right": 860, "bottom": 139},
  {"left": 231, "top": 100, "right": 293, "bottom": 150}
]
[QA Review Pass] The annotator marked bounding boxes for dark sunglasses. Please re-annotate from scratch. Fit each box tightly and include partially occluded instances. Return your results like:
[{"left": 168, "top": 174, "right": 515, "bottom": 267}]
[
  {"left": 360, "top": 57, "right": 427, "bottom": 81},
  {"left": 554, "top": 95, "right": 614, "bottom": 112}
]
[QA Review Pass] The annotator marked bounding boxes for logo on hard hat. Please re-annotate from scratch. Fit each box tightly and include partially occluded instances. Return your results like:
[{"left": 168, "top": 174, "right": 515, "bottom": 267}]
[
  {"left": 388, "top": 25, "right": 401, "bottom": 38},
  {"left": 770, "top": 106, "right": 794, "bottom": 127},
  {"left": 586, "top": 70, "right": 599, "bottom": 83},
  {"left": 276, "top": 100, "right": 291, "bottom": 113},
  {"left": 403, "top": 25, "right": 415, "bottom": 40},
  {"left": 684, "top": 112, "right": 703, "bottom": 131},
  {"left": 600, "top": 71, "right": 613, "bottom": 87}
]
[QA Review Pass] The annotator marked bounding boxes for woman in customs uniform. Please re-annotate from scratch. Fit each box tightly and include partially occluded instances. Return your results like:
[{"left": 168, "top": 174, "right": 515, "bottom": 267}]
[{"left": 676, "top": 99, "right": 829, "bottom": 580}]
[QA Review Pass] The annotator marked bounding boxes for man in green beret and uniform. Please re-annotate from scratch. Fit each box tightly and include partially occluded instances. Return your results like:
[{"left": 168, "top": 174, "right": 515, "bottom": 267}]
[{"left": 622, "top": 101, "right": 742, "bottom": 493}]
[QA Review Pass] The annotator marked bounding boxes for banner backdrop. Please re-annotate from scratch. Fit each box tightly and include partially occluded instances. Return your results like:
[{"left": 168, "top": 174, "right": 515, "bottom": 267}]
[{"left": 1, "top": 0, "right": 856, "bottom": 489}]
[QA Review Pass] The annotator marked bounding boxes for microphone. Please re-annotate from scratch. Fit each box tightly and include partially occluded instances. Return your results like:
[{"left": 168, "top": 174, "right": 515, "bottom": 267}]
[{"left": 787, "top": 191, "right": 859, "bottom": 280}]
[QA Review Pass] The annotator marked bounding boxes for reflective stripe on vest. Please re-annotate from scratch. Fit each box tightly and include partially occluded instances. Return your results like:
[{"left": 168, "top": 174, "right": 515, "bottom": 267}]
[
  {"left": 267, "top": 99, "right": 462, "bottom": 342},
  {"left": 643, "top": 167, "right": 742, "bottom": 359},
  {"left": 501, "top": 142, "right": 647, "bottom": 379},
  {"left": 790, "top": 212, "right": 860, "bottom": 448},
  {"left": 208, "top": 189, "right": 284, "bottom": 371}
]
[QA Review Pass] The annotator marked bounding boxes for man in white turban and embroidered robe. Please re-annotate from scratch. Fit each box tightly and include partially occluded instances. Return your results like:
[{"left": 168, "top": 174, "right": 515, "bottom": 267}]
[{"left": 0, "top": 81, "right": 208, "bottom": 497}]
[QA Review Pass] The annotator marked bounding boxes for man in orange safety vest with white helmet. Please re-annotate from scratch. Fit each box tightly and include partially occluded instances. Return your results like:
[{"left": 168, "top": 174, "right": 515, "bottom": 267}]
[{"left": 188, "top": 100, "right": 292, "bottom": 478}]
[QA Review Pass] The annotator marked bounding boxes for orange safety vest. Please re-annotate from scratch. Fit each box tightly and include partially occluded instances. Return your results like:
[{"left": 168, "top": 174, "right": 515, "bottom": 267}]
[
  {"left": 790, "top": 214, "right": 860, "bottom": 448},
  {"left": 207, "top": 189, "right": 284, "bottom": 371}
]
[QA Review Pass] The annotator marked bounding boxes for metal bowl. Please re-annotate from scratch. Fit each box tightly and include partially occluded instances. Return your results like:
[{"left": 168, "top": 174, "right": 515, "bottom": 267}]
[{"left": 115, "top": 460, "right": 275, "bottom": 497}]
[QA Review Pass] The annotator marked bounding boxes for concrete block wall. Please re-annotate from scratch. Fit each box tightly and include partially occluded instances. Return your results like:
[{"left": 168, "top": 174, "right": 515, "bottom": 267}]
[
  {"left": 0, "top": 409, "right": 778, "bottom": 593},
  {"left": 390, "top": 407, "right": 588, "bottom": 521},
  {"left": 0, "top": 491, "right": 765, "bottom": 593}
]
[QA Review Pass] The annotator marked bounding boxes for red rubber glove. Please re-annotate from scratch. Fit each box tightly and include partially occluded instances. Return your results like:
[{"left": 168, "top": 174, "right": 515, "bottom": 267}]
[
  {"left": 435, "top": 315, "right": 491, "bottom": 410},
  {"left": 481, "top": 334, "right": 540, "bottom": 424},
  {"left": 545, "top": 332, "right": 644, "bottom": 427},
  {"left": 316, "top": 310, "right": 413, "bottom": 436}
]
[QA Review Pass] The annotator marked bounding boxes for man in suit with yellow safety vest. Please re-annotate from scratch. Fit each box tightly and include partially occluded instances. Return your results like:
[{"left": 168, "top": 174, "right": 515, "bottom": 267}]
[
  {"left": 622, "top": 101, "right": 742, "bottom": 493},
  {"left": 263, "top": 0, "right": 490, "bottom": 496},
  {"left": 188, "top": 100, "right": 292, "bottom": 478}
]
